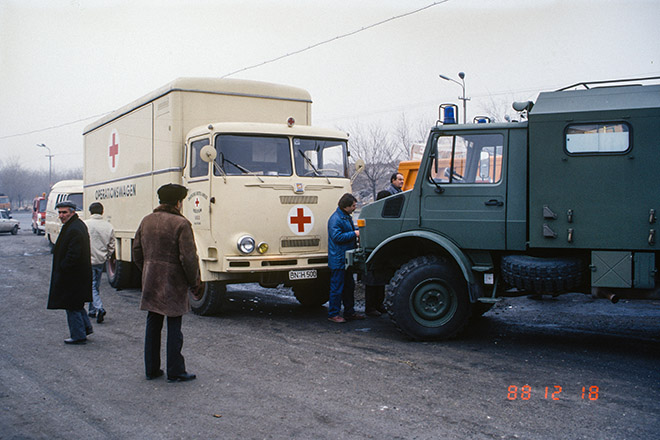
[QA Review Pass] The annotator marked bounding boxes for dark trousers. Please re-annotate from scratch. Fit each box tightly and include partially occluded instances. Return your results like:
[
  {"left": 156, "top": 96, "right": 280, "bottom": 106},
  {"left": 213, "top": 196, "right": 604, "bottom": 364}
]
[
  {"left": 145, "top": 312, "right": 185, "bottom": 377},
  {"left": 328, "top": 268, "right": 356, "bottom": 318},
  {"left": 66, "top": 309, "right": 93, "bottom": 340}
]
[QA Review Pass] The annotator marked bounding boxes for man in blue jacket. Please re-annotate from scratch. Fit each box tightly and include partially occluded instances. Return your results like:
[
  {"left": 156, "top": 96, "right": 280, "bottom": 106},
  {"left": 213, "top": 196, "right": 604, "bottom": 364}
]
[{"left": 327, "top": 193, "right": 365, "bottom": 323}]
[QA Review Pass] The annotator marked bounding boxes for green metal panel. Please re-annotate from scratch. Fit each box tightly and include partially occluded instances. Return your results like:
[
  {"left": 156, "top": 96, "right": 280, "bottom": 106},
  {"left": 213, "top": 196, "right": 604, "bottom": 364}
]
[
  {"left": 528, "top": 85, "right": 660, "bottom": 250},
  {"left": 591, "top": 251, "right": 632, "bottom": 288},
  {"left": 633, "top": 252, "right": 655, "bottom": 289},
  {"left": 505, "top": 127, "right": 528, "bottom": 250}
]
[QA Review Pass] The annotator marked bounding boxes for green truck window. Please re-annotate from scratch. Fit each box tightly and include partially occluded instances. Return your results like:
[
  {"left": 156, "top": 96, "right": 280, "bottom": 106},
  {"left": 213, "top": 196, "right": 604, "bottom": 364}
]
[
  {"left": 431, "top": 133, "right": 503, "bottom": 184},
  {"left": 565, "top": 122, "right": 630, "bottom": 154}
]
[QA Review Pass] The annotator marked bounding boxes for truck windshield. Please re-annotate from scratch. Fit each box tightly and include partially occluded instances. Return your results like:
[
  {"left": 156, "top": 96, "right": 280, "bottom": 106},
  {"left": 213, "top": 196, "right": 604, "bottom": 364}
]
[
  {"left": 38, "top": 199, "right": 47, "bottom": 212},
  {"left": 68, "top": 193, "right": 84, "bottom": 211},
  {"left": 214, "top": 135, "right": 292, "bottom": 176},
  {"left": 293, "top": 138, "right": 348, "bottom": 178}
]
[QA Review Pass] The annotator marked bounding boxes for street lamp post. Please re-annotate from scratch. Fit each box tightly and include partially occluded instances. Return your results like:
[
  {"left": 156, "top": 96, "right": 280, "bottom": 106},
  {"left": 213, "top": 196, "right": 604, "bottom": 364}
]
[
  {"left": 439, "top": 72, "right": 470, "bottom": 124},
  {"left": 36, "top": 143, "right": 53, "bottom": 187}
]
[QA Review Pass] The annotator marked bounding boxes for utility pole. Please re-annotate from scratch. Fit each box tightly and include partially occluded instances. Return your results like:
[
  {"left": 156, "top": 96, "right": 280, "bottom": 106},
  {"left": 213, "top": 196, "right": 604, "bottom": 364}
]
[
  {"left": 36, "top": 143, "right": 53, "bottom": 187},
  {"left": 439, "top": 72, "right": 470, "bottom": 124}
]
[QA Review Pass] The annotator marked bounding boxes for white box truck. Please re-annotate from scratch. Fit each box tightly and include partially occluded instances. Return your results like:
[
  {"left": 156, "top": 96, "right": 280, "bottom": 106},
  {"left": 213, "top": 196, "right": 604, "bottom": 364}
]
[
  {"left": 83, "top": 78, "right": 361, "bottom": 314},
  {"left": 45, "top": 179, "right": 83, "bottom": 245}
]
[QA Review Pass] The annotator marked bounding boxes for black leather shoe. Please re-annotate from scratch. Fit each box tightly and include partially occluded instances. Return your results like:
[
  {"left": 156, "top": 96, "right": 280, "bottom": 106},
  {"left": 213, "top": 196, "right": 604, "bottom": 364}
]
[
  {"left": 88, "top": 312, "right": 97, "bottom": 318},
  {"left": 168, "top": 372, "right": 196, "bottom": 382},
  {"left": 97, "top": 309, "right": 106, "bottom": 324},
  {"left": 64, "top": 338, "right": 86, "bottom": 345},
  {"left": 146, "top": 369, "right": 164, "bottom": 380}
]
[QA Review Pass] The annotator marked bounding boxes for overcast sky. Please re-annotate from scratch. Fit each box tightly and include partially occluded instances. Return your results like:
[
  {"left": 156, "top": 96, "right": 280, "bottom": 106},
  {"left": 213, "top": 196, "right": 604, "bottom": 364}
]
[{"left": 1, "top": 0, "right": 659, "bottom": 173}]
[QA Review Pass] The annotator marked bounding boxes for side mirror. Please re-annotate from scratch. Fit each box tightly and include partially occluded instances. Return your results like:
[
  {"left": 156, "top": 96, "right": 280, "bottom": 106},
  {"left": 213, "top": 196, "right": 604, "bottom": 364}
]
[
  {"left": 200, "top": 145, "right": 217, "bottom": 163},
  {"left": 351, "top": 158, "right": 365, "bottom": 183}
]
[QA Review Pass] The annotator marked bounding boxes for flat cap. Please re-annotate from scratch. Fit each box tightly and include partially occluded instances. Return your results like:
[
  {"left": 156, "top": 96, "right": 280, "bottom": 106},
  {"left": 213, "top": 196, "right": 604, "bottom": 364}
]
[
  {"left": 157, "top": 183, "right": 188, "bottom": 204},
  {"left": 55, "top": 200, "right": 77, "bottom": 210}
]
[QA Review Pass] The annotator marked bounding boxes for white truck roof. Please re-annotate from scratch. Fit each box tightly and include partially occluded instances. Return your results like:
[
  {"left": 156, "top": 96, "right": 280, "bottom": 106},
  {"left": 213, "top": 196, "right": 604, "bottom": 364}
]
[{"left": 84, "top": 78, "right": 312, "bottom": 134}]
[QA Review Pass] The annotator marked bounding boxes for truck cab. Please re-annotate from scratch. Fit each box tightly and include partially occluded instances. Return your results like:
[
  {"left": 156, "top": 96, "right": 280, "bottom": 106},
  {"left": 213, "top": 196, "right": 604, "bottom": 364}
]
[{"left": 348, "top": 79, "right": 660, "bottom": 340}]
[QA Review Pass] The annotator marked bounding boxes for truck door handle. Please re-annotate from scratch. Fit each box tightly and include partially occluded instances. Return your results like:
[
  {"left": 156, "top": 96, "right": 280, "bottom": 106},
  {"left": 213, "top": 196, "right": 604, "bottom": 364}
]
[{"left": 484, "top": 199, "right": 503, "bottom": 207}]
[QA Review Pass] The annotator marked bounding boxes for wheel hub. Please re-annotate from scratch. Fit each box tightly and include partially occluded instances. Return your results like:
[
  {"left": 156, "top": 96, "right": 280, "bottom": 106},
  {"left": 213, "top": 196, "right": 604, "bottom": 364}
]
[{"left": 410, "top": 279, "right": 457, "bottom": 326}]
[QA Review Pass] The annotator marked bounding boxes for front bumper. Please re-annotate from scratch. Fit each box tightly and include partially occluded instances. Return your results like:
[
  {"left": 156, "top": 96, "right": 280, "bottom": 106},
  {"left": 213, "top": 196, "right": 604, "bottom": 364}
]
[{"left": 345, "top": 248, "right": 366, "bottom": 272}]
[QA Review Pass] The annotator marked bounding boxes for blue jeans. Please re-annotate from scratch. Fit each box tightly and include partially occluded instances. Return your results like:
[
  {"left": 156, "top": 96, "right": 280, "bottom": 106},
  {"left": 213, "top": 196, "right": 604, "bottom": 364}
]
[
  {"left": 328, "top": 269, "right": 356, "bottom": 318},
  {"left": 66, "top": 309, "right": 93, "bottom": 340},
  {"left": 88, "top": 264, "right": 105, "bottom": 314}
]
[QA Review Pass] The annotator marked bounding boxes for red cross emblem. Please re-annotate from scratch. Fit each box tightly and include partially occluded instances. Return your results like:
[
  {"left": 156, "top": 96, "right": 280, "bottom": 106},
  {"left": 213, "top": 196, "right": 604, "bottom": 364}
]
[
  {"left": 194, "top": 197, "right": 200, "bottom": 208},
  {"left": 288, "top": 205, "right": 314, "bottom": 235},
  {"left": 108, "top": 130, "right": 119, "bottom": 172}
]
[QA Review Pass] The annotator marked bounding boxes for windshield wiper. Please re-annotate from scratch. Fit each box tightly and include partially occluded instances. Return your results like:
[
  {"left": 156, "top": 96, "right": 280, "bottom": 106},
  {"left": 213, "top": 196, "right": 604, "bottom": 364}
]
[
  {"left": 297, "top": 149, "right": 331, "bottom": 184},
  {"left": 221, "top": 154, "right": 264, "bottom": 183}
]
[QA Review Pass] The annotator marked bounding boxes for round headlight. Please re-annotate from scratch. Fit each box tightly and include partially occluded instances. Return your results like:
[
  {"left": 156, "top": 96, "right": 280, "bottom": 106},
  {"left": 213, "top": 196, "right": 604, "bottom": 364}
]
[
  {"left": 237, "top": 235, "right": 255, "bottom": 254},
  {"left": 257, "top": 242, "right": 269, "bottom": 254}
]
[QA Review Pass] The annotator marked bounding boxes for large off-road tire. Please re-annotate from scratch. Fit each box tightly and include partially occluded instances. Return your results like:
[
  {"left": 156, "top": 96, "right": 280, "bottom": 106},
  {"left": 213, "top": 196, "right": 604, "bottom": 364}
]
[
  {"left": 106, "top": 255, "right": 134, "bottom": 290},
  {"left": 386, "top": 255, "right": 471, "bottom": 341},
  {"left": 292, "top": 279, "right": 330, "bottom": 307},
  {"left": 501, "top": 255, "right": 584, "bottom": 294},
  {"left": 191, "top": 281, "right": 226, "bottom": 316}
]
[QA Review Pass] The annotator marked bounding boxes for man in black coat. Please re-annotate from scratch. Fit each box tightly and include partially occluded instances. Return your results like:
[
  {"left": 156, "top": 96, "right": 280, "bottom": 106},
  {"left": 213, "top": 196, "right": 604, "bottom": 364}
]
[{"left": 47, "top": 201, "right": 93, "bottom": 344}]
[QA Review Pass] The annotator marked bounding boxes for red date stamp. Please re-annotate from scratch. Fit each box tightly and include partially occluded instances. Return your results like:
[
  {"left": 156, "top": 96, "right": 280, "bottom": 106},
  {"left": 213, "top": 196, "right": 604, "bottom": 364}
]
[{"left": 507, "top": 385, "right": 599, "bottom": 401}]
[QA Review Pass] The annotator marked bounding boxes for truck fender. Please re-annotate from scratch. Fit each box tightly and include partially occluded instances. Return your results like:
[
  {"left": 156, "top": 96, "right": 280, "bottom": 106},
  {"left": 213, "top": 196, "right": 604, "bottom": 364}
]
[{"left": 365, "top": 230, "right": 480, "bottom": 302}]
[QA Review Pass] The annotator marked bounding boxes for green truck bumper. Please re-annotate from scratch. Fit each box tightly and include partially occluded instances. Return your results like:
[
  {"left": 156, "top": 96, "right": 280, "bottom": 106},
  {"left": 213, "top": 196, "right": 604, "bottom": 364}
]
[{"left": 345, "top": 248, "right": 366, "bottom": 272}]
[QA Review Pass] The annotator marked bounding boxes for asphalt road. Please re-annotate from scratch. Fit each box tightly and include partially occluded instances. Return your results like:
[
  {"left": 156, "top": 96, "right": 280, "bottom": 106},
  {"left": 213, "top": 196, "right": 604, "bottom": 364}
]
[{"left": 1, "top": 212, "right": 659, "bottom": 440}]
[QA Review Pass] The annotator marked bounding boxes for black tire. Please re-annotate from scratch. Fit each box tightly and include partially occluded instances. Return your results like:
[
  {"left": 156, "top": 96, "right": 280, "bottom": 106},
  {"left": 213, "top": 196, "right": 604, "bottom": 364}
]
[
  {"left": 501, "top": 255, "right": 584, "bottom": 294},
  {"left": 11, "top": 225, "right": 18, "bottom": 235},
  {"left": 292, "top": 279, "right": 330, "bottom": 307},
  {"left": 191, "top": 281, "right": 226, "bottom": 315},
  {"left": 386, "top": 255, "right": 471, "bottom": 341},
  {"left": 107, "top": 255, "right": 134, "bottom": 289},
  {"left": 32, "top": 225, "right": 37, "bottom": 234}
]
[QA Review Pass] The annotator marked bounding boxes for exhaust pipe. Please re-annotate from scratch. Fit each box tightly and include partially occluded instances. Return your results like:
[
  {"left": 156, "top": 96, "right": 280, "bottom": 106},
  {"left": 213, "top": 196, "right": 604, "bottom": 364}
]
[{"left": 594, "top": 288, "right": 619, "bottom": 304}]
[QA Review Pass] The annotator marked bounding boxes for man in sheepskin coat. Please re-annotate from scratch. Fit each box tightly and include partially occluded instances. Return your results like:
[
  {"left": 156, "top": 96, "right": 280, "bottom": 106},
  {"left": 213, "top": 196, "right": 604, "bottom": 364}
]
[{"left": 133, "top": 183, "right": 201, "bottom": 382}]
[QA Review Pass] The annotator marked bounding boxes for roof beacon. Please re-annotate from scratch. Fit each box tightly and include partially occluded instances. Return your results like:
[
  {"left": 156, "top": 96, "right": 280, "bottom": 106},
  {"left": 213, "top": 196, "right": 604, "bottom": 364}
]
[{"left": 439, "top": 103, "right": 458, "bottom": 124}]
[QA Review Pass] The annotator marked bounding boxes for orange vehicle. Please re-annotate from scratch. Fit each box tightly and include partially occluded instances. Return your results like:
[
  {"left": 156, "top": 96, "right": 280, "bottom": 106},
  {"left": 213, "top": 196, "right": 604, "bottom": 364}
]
[
  {"left": 31, "top": 193, "right": 47, "bottom": 235},
  {"left": 0, "top": 194, "right": 10, "bottom": 212}
]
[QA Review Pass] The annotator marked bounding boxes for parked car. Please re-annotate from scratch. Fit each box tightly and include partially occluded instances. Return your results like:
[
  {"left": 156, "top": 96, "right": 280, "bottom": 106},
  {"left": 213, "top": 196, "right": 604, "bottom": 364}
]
[{"left": 0, "top": 209, "right": 19, "bottom": 235}]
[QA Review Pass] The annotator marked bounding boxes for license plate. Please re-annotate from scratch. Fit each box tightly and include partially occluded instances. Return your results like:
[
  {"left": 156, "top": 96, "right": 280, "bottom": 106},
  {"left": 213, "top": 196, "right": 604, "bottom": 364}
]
[{"left": 289, "top": 269, "right": 317, "bottom": 280}]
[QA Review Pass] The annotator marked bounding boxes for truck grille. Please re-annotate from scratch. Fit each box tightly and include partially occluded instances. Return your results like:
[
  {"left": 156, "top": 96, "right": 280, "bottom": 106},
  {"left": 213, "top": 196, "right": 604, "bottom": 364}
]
[
  {"left": 281, "top": 237, "right": 321, "bottom": 248},
  {"left": 280, "top": 196, "right": 318, "bottom": 204}
]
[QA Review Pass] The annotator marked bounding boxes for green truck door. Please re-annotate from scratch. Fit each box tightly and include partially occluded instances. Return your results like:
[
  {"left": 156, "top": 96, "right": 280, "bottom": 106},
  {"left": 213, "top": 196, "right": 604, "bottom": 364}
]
[{"left": 419, "top": 129, "right": 508, "bottom": 250}]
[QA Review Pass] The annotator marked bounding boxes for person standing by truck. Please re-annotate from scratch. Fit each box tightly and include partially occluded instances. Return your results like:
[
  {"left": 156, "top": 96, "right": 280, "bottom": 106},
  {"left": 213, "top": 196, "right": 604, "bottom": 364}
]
[
  {"left": 327, "top": 193, "right": 364, "bottom": 323},
  {"left": 47, "top": 201, "right": 93, "bottom": 344},
  {"left": 132, "top": 184, "right": 201, "bottom": 382},
  {"left": 385, "top": 172, "right": 404, "bottom": 196},
  {"left": 85, "top": 202, "right": 115, "bottom": 323}
]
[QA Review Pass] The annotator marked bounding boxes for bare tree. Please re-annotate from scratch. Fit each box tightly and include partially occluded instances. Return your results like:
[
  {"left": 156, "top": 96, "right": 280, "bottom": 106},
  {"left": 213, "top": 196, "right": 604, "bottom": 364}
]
[
  {"left": 346, "top": 123, "right": 401, "bottom": 202},
  {"left": 394, "top": 113, "right": 434, "bottom": 159},
  {"left": 0, "top": 156, "right": 82, "bottom": 209}
]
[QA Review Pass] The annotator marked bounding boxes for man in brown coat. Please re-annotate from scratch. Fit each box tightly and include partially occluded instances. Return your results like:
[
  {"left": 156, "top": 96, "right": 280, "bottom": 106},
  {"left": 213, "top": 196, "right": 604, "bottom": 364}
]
[{"left": 133, "top": 184, "right": 201, "bottom": 382}]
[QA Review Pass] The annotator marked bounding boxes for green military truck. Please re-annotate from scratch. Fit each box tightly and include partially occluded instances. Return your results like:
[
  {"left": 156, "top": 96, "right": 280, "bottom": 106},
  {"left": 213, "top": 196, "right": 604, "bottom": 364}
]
[{"left": 347, "top": 78, "right": 660, "bottom": 340}]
